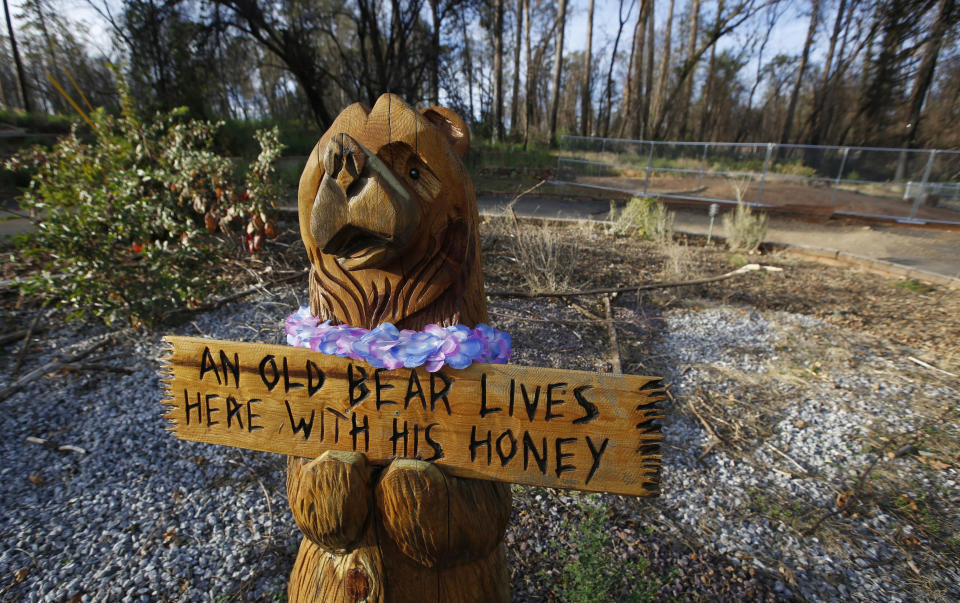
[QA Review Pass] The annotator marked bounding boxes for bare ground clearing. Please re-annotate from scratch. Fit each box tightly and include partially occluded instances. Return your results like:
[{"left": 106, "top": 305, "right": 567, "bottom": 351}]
[
  {"left": 573, "top": 175, "right": 960, "bottom": 223},
  {"left": 1, "top": 217, "right": 957, "bottom": 601}
]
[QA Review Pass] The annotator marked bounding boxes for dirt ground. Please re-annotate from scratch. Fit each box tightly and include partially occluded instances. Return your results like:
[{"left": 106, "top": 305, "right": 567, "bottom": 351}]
[
  {"left": 3, "top": 212, "right": 958, "bottom": 600},
  {"left": 479, "top": 218, "right": 960, "bottom": 600},
  {"left": 574, "top": 175, "right": 960, "bottom": 223},
  {"left": 479, "top": 218, "right": 960, "bottom": 367},
  {"left": 477, "top": 194, "right": 960, "bottom": 281}
]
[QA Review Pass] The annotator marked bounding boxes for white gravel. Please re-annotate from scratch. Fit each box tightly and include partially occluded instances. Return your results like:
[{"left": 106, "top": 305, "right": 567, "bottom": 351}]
[{"left": 1, "top": 294, "right": 957, "bottom": 601}]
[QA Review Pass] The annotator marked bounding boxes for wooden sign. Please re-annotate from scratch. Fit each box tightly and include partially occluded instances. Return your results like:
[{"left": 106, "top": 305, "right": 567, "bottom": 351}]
[{"left": 162, "top": 335, "right": 664, "bottom": 497}]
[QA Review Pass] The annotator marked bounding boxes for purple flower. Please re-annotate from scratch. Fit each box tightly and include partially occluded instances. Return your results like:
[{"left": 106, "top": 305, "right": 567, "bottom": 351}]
[{"left": 284, "top": 308, "right": 512, "bottom": 372}]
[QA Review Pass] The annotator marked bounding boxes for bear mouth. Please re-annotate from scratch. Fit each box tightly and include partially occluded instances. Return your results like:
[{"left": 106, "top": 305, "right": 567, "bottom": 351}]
[{"left": 322, "top": 225, "right": 395, "bottom": 270}]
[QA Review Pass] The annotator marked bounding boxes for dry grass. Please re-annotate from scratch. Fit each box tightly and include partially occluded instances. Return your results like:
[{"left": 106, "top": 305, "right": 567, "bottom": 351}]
[
  {"left": 661, "top": 242, "right": 696, "bottom": 281},
  {"left": 478, "top": 217, "right": 960, "bottom": 598},
  {"left": 484, "top": 210, "right": 595, "bottom": 293},
  {"left": 722, "top": 202, "right": 768, "bottom": 254}
]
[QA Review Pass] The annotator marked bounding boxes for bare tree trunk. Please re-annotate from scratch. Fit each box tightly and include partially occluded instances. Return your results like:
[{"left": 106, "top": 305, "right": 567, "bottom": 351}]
[
  {"left": 522, "top": 0, "right": 532, "bottom": 148},
  {"left": 617, "top": 4, "right": 641, "bottom": 138},
  {"left": 429, "top": 0, "right": 441, "bottom": 105},
  {"left": 4, "top": 0, "right": 31, "bottom": 111},
  {"left": 902, "top": 0, "right": 953, "bottom": 150},
  {"left": 462, "top": 14, "right": 475, "bottom": 122},
  {"left": 652, "top": 0, "right": 756, "bottom": 139},
  {"left": 629, "top": 1, "right": 650, "bottom": 139},
  {"left": 697, "top": 0, "right": 723, "bottom": 141},
  {"left": 32, "top": 0, "right": 59, "bottom": 84},
  {"left": 803, "top": 0, "right": 846, "bottom": 144},
  {"left": 580, "top": 0, "right": 595, "bottom": 136},
  {"left": 677, "top": 0, "right": 701, "bottom": 139},
  {"left": 642, "top": 0, "right": 655, "bottom": 136},
  {"left": 509, "top": 0, "right": 523, "bottom": 137},
  {"left": 548, "top": 0, "right": 568, "bottom": 146},
  {"left": 650, "top": 0, "right": 674, "bottom": 134},
  {"left": 492, "top": 0, "right": 505, "bottom": 141},
  {"left": 696, "top": 38, "right": 717, "bottom": 141},
  {"left": 779, "top": 0, "right": 820, "bottom": 150},
  {"left": 605, "top": 0, "right": 635, "bottom": 138},
  {"left": 737, "top": 1, "right": 779, "bottom": 142}
]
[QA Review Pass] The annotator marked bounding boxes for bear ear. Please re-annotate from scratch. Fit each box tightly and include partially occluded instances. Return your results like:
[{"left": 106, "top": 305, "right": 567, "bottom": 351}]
[{"left": 421, "top": 106, "right": 470, "bottom": 159}]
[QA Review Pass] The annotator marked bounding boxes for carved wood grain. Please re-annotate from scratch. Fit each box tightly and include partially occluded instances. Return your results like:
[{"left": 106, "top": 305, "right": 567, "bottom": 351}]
[
  {"left": 290, "top": 93, "right": 511, "bottom": 601},
  {"left": 375, "top": 459, "right": 512, "bottom": 569},
  {"left": 298, "top": 93, "right": 487, "bottom": 331},
  {"left": 162, "top": 336, "right": 666, "bottom": 495},
  {"left": 287, "top": 452, "right": 372, "bottom": 553}
]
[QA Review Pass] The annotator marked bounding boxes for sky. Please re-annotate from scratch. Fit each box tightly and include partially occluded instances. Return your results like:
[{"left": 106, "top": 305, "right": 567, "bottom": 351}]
[
  {"left": 564, "top": 0, "right": 814, "bottom": 59},
  {"left": 12, "top": 0, "right": 820, "bottom": 102},
  {"left": 16, "top": 0, "right": 816, "bottom": 62}
]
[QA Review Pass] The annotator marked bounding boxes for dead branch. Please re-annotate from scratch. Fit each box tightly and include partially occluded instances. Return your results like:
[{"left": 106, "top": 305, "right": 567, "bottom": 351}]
[
  {"left": 688, "top": 398, "right": 725, "bottom": 461},
  {"left": 169, "top": 269, "right": 309, "bottom": 318},
  {"left": 907, "top": 356, "right": 958, "bottom": 378},
  {"left": 765, "top": 441, "right": 811, "bottom": 475},
  {"left": 0, "top": 327, "right": 47, "bottom": 347},
  {"left": 25, "top": 436, "right": 87, "bottom": 455},
  {"left": 12, "top": 302, "right": 49, "bottom": 374},
  {"left": 505, "top": 180, "right": 547, "bottom": 211},
  {"left": 487, "top": 264, "right": 783, "bottom": 298},
  {"left": 603, "top": 295, "right": 622, "bottom": 375},
  {"left": 0, "top": 340, "right": 108, "bottom": 404}
]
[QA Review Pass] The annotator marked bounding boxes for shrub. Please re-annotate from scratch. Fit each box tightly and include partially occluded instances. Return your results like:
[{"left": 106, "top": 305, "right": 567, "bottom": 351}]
[
  {"left": 608, "top": 197, "right": 674, "bottom": 242},
  {"left": 722, "top": 200, "right": 768, "bottom": 253},
  {"left": 553, "top": 497, "right": 668, "bottom": 602},
  {"left": 773, "top": 160, "right": 818, "bottom": 179},
  {"left": 5, "top": 81, "right": 284, "bottom": 327},
  {"left": 496, "top": 205, "right": 587, "bottom": 293}
]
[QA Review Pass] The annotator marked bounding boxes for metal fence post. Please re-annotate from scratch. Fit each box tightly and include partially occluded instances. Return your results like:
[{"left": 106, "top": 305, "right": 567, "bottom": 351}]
[
  {"left": 643, "top": 142, "right": 655, "bottom": 196},
  {"left": 755, "top": 143, "right": 775, "bottom": 204},
  {"left": 909, "top": 150, "right": 937, "bottom": 220},
  {"left": 831, "top": 147, "right": 849, "bottom": 207},
  {"left": 697, "top": 143, "right": 709, "bottom": 192}
]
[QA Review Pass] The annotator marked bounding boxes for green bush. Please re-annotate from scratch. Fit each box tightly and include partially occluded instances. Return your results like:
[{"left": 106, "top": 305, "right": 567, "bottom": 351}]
[
  {"left": 0, "top": 108, "right": 76, "bottom": 134},
  {"left": 5, "top": 82, "right": 284, "bottom": 327},
  {"left": 773, "top": 160, "right": 818, "bottom": 178},
  {"left": 722, "top": 200, "right": 768, "bottom": 253},
  {"left": 466, "top": 139, "right": 556, "bottom": 170},
  {"left": 216, "top": 117, "right": 319, "bottom": 157},
  {"left": 608, "top": 197, "right": 674, "bottom": 242},
  {"left": 553, "top": 498, "right": 668, "bottom": 602}
]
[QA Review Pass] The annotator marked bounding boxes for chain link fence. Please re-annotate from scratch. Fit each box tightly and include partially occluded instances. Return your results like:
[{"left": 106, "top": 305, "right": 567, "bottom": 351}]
[{"left": 555, "top": 136, "right": 960, "bottom": 226}]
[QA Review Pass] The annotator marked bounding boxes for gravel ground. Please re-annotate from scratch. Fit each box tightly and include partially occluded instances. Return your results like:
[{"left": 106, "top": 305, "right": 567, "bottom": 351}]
[{"left": 2, "top": 281, "right": 958, "bottom": 601}]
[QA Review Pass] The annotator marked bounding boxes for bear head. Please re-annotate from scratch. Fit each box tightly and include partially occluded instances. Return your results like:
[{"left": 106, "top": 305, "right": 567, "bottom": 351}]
[{"left": 298, "top": 94, "right": 486, "bottom": 330}]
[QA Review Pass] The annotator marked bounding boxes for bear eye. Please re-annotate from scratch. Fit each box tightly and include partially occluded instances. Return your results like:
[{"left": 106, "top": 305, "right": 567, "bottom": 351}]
[{"left": 408, "top": 168, "right": 420, "bottom": 180}]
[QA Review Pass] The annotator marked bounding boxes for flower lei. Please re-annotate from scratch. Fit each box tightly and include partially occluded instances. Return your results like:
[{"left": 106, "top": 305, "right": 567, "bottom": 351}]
[{"left": 285, "top": 306, "right": 512, "bottom": 372}]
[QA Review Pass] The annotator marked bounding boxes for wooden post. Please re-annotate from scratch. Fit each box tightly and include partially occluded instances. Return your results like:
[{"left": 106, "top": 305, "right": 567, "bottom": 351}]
[
  {"left": 293, "top": 94, "right": 509, "bottom": 601},
  {"left": 161, "top": 94, "right": 664, "bottom": 602}
]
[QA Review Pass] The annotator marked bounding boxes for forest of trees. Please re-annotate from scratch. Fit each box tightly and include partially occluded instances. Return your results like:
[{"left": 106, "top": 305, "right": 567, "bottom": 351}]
[{"left": 2, "top": 0, "right": 959, "bottom": 152}]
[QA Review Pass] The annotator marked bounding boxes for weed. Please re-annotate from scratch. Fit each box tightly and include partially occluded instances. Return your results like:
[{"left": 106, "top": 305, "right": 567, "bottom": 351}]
[
  {"left": 726, "top": 253, "right": 750, "bottom": 268},
  {"left": 722, "top": 200, "right": 768, "bottom": 254},
  {"left": 608, "top": 197, "right": 674, "bottom": 242},
  {"left": 554, "top": 497, "right": 670, "bottom": 602},
  {"left": 894, "top": 279, "right": 933, "bottom": 294},
  {"left": 466, "top": 139, "right": 557, "bottom": 170},
  {"left": 773, "top": 160, "right": 818, "bottom": 178},
  {"left": 662, "top": 242, "right": 695, "bottom": 281},
  {"left": 490, "top": 206, "right": 587, "bottom": 293}
]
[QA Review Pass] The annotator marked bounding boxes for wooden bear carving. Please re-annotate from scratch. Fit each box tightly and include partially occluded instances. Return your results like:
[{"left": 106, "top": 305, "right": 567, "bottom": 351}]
[{"left": 289, "top": 94, "right": 512, "bottom": 602}]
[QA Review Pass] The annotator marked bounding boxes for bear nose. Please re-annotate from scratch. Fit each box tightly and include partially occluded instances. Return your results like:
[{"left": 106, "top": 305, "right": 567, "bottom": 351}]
[{"left": 323, "top": 133, "right": 366, "bottom": 193}]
